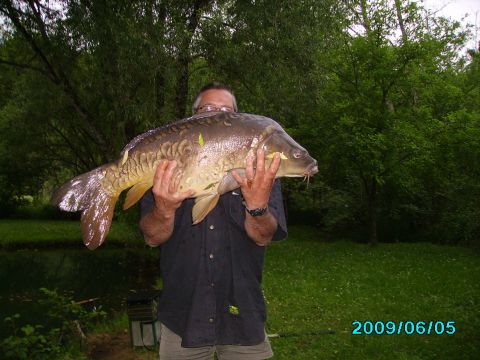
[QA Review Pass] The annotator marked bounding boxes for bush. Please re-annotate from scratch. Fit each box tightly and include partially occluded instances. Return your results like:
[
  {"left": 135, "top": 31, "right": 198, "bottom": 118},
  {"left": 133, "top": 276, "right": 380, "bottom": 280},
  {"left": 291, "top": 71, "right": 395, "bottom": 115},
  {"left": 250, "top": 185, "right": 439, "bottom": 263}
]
[{"left": 1, "top": 288, "right": 106, "bottom": 360}]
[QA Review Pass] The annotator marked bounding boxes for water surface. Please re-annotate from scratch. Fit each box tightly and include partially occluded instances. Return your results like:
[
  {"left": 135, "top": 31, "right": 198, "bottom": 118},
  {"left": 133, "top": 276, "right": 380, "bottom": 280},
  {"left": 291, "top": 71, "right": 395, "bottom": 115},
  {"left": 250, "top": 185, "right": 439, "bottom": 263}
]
[{"left": 0, "top": 247, "right": 160, "bottom": 339}]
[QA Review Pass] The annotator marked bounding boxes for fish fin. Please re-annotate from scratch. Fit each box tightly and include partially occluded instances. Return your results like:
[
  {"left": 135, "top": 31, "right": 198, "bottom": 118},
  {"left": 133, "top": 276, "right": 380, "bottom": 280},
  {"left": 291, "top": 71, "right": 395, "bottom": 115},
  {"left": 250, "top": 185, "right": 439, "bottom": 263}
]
[
  {"left": 52, "top": 165, "right": 119, "bottom": 250},
  {"left": 121, "top": 149, "right": 129, "bottom": 165},
  {"left": 192, "top": 193, "right": 220, "bottom": 224},
  {"left": 123, "top": 181, "right": 151, "bottom": 210},
  {"left": 217, "top": 169, "right": 246, "bottom": 194},
  {"left": 81, "top": 194, "right": 116, "bottom": 250}
]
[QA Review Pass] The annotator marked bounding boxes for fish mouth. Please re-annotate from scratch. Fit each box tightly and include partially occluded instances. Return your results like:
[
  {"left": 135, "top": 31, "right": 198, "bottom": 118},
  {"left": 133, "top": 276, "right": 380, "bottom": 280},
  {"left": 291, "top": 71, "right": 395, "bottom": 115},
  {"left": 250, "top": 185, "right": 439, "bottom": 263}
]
[
  {"left": 304, "top": 161, "right": 318, "bottom": 177},
  {"left": 302, "top": 161, "right": 318, "bottom": 186}
]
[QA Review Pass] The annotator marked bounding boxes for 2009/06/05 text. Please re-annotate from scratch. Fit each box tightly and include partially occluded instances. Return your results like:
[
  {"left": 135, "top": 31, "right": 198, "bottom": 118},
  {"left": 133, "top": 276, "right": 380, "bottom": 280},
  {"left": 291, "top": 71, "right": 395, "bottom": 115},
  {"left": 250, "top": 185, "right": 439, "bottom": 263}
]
[{"left": 352, "top": 321, "right": 456, "bottom": 335}]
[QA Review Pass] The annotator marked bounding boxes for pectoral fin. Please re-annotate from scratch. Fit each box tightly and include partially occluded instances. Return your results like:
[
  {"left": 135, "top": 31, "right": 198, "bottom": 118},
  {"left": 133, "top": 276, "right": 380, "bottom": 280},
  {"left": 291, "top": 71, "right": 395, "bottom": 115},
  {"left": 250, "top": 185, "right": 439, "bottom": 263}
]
[
  {"left": 217, "top": 169, "right": 246, "bottom": 194},
  {"left": 123, "top": 181, "right": 151, "bottom": 210},
  {"left": 192, "top": 193, "right": 220, "bottom": 224},
  {"left": 191, "top": 169, "right": 248, "bottom": 224}
]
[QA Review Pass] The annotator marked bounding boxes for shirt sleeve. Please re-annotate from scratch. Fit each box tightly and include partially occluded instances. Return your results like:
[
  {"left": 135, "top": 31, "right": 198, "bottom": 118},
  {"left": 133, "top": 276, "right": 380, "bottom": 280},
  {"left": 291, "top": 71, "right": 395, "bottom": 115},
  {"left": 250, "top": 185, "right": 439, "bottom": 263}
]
[
  {"left": 268, "top": 179, "right": 288, "bottom": 241},
  {"left": 140, "top": 189, "right": 154, "bottom": 218}
]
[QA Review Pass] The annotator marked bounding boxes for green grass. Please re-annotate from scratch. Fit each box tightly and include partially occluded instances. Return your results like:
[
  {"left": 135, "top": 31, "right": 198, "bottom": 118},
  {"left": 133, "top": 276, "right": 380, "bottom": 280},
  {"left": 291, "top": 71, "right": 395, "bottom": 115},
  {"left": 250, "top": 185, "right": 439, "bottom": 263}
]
[
  {"left": 1, "top": 220, "right": 478, "bottom": 359},
  {"left": 0, "top": 219, "right": 144, "bottom": 249},
  {"left": 263, "top": 226, "right": 480, "bottom": 360},
  {"left": 90, "top": 311, "right": 130, "bottom": 335}
]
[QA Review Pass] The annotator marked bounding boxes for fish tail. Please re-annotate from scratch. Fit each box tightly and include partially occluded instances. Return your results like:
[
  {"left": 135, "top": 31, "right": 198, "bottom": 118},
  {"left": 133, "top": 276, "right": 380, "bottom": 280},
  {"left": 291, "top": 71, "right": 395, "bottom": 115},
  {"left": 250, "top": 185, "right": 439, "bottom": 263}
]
[{"left": 52, "top": 165, "right": 119, "bottom": 250}]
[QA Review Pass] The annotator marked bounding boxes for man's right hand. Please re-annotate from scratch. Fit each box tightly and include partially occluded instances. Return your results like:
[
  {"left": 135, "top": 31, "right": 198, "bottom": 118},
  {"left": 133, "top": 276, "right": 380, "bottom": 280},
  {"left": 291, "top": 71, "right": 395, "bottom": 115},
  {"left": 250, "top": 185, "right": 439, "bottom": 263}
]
[
  {"left": 151, "top": 159, "right": 195, "bottom": 219},
  {"left": 140, "top": 160, "right": 194, "bottom": 247}
]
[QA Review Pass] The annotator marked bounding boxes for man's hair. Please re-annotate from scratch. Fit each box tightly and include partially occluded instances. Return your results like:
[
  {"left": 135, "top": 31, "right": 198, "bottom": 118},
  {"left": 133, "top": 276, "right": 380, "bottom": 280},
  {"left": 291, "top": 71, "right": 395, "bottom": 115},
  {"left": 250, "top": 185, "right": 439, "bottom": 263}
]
[{"left": 192, "top": 82, "right": 238, "bottom": 114}]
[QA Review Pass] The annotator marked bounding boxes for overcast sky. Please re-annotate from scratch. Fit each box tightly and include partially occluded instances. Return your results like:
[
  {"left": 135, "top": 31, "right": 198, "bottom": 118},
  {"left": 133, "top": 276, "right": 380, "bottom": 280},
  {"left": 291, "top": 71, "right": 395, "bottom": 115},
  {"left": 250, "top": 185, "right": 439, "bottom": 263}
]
[{"left": 421, "top": 0, "right": 479, "bottom": 50}]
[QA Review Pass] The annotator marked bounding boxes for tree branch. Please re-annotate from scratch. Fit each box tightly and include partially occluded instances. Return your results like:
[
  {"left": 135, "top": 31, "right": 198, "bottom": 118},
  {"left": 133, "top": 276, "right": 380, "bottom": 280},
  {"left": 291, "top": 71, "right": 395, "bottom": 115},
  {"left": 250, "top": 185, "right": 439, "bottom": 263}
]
[
  {"left": 0, "top": 57, "right": 50, "bottom": 77},
  {"left": 2, "top": 0, "right": 109, "bottom": 160}
]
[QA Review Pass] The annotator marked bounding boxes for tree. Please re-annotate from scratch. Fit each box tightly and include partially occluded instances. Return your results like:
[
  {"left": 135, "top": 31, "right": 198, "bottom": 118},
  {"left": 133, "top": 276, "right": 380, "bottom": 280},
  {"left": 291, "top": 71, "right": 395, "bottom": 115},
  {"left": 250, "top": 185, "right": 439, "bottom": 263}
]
[
  {"left": 0, "top": 0, "right": 478, "bottom": 247},
  {"left": 314, "top": 0, "right": 472, "bottom": 244},
  {"left": 0, "top": 0, "right": 222, "bottom": 200}
]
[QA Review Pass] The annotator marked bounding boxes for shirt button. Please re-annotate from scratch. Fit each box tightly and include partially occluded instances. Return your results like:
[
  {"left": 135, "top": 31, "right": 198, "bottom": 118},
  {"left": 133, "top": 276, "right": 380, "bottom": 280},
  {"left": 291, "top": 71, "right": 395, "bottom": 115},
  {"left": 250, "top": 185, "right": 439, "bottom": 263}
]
[
  {"left": 209, "top": 224, "right": 215, "bottom": 230},
  {"left": 210, "top": 282, "right": 215, "bottom": 287},
  {"left": 209, "top": 317, "right": 215, "bottom": 323},
  {"left": 209, "top": 253, "right": 214, "bottom": 260}
]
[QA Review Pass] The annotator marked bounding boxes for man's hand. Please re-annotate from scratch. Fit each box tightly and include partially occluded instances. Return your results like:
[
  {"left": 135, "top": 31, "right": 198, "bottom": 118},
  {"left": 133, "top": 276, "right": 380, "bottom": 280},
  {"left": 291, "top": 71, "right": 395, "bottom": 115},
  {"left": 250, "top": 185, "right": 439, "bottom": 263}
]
[
  {"left": 151, "top": 160, "right": 195, "bottom": 218},
  {"left": 140, "top": 160, "right": 194, "bottom": 247},
  {"left": 232, "top": 148, "right": 281, "bottom": 246},
  {"left": 232, "top": 148, "right": 281, "bottom": 209}
]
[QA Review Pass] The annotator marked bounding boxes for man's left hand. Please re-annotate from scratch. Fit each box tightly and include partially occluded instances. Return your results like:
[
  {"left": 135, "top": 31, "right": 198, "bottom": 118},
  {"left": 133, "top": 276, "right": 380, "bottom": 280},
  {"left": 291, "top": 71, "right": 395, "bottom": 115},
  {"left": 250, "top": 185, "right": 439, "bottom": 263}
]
[{"left": 232, "top": 148, "right": 281, "bottom": 209}]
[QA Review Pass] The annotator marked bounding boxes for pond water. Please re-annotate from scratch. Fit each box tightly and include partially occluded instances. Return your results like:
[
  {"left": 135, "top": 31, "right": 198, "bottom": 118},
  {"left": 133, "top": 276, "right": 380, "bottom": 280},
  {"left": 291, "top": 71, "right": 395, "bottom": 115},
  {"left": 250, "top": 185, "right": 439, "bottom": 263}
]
[{"left": 0, "top": 247, "right": 160, "bottom": 339}]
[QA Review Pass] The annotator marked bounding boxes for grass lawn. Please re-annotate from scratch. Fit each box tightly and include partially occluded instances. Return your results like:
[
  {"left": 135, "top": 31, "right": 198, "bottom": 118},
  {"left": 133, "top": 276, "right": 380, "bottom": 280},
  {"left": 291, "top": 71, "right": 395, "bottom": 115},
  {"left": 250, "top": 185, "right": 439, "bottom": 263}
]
[
  {"left": 0, "top": 219, "right": 143, "bottom": 249},
  {"left": 1, "top": 220, "right": 478, "bottom": 359},
  {"left": 263, "top": 226, "right": 480, "bottom": 360}
]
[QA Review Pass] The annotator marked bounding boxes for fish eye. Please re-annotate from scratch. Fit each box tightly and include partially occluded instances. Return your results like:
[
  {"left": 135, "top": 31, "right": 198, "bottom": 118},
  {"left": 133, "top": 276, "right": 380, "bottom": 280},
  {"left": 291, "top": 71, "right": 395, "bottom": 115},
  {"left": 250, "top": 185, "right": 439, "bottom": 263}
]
[{"left": 293, "top": 150, "right": 302, "bottom": 159}]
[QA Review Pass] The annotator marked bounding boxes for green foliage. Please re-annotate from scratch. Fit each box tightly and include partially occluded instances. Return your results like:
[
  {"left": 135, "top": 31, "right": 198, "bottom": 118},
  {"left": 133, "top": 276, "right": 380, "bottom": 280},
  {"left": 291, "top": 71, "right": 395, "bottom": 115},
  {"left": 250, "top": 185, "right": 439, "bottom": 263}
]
[
  {"left": 1, "top": 314, "right": 63, "bottom": 360},
  {"left": 308, "top": 0, "right": 477, "bottom": 244},
  {"left": 38, "top": 287, "right": 106, "bottom": 332},
  {"left": 1, "top": 288, "right": 105, "bottom": 360},
  {"left": 0, "top": 0, "right": 479, "bottom": 245}
]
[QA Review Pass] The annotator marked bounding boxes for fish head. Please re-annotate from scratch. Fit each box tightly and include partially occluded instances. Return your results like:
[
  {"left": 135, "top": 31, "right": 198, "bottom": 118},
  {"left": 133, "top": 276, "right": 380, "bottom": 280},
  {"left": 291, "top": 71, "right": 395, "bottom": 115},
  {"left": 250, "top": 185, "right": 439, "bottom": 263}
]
[{"left": 260, "top": 127, "right": 318, "bottom": 179}]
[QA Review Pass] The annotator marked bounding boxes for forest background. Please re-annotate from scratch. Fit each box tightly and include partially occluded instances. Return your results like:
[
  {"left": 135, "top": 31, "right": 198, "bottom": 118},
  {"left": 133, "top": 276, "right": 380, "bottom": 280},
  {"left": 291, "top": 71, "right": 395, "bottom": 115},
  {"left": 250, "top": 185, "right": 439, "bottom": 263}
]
[{"left": 1, "top": 0, "right": 479, "bottom": 247}]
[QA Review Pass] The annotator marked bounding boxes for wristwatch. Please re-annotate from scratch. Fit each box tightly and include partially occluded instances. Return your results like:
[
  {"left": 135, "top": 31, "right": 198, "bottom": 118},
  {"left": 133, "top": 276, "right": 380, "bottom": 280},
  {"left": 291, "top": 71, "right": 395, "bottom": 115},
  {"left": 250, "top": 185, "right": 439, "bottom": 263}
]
[{"left": 242, "top": 201, "right": 268, "bottom": 217}]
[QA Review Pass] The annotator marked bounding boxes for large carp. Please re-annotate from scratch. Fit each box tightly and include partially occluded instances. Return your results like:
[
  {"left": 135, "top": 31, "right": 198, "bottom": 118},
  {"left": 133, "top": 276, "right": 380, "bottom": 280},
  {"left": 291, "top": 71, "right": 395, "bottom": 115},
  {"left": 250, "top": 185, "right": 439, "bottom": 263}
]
[{"left": 52, "top": 112, "right": 318, "bottom": 250}]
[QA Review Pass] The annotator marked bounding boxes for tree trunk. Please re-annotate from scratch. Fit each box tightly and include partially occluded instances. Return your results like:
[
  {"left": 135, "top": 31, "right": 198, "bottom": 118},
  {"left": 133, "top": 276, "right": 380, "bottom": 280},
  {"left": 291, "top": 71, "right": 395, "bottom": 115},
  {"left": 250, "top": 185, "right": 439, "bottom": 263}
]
[
  {"left": 394, "top": 0, "right": 419, "bottom": 106},
  {"left": 147, "top": 0, "right": 166, "bottom": 117},
  {"left": 360, "top": 0, "right": 371, "bottom": 35},
  {"left": 394, "top": 0, "right": 408, "bottom": 43},
  {"left": 368, "top": 179, "right": 378, "bottom": 245},
  {"left": 175, "top": 57, "right": 190, "bottom": 119},
  {"left": 362, "top": 176, "right": 378, "bottom": 246},
  {"left": 174, "top": 0, "right": 209, "bottom": 119}
]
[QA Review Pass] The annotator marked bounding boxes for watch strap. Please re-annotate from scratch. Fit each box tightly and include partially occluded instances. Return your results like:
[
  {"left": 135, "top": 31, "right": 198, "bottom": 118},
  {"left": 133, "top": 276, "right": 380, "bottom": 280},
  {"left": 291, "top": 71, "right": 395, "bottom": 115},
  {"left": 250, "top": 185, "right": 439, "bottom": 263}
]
[{"left": 242, "top": 201, "right": 268, "bottom": 217}]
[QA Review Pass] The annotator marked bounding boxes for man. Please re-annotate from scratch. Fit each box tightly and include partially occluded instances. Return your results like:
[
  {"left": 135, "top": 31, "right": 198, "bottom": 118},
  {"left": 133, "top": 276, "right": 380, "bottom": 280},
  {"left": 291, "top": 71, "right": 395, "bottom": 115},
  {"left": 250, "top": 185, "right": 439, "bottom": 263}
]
[{"left": 140, "top": 82, "right": 287, "bottom": 360}]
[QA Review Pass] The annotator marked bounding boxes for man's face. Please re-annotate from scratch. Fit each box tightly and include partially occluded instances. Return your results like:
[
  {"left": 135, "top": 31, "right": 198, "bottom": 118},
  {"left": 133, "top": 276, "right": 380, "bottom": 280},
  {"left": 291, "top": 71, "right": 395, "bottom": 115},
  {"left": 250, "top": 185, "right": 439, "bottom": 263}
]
[{"left": 195, "top": 89, "right": 235, "bottom": 114}]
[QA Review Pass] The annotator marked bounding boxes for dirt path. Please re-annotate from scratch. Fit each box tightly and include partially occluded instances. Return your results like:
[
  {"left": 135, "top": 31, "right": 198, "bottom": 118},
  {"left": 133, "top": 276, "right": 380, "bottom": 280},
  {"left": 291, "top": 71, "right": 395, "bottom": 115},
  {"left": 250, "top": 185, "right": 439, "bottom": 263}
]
[{"left": 87, "top": 330, "right": 158, "bottom": 360}]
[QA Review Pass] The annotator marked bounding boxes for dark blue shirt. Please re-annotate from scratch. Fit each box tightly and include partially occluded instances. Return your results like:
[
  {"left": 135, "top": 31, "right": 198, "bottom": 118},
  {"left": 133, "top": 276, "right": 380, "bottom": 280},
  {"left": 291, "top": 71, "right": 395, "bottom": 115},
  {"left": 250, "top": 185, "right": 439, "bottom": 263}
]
[{"left": 140, "top": 180, "right": 287, "bottom": 347}]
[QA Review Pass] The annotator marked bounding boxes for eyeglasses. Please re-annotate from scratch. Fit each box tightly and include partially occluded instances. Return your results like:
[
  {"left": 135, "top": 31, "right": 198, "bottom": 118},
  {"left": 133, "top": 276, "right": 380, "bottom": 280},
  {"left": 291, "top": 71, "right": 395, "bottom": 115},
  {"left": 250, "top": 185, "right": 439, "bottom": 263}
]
[{"left": 196, "top": 104, "right": 234, "bottom": 114}]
